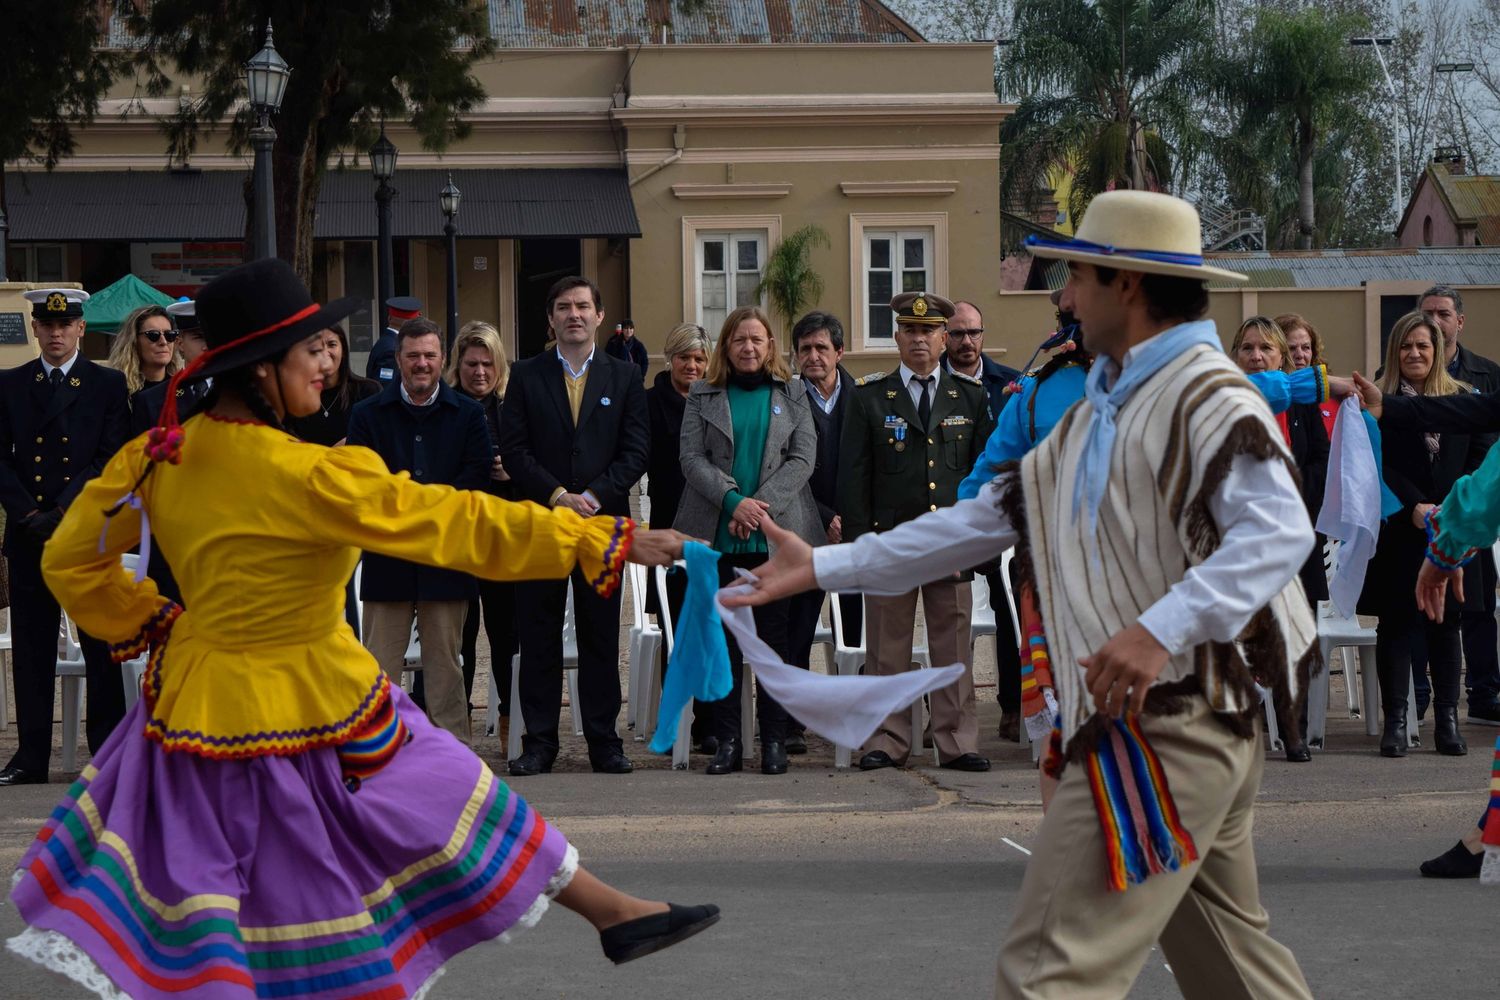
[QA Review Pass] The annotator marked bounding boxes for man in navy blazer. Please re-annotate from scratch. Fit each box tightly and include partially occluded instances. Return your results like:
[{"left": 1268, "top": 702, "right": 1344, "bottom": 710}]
[
  {"left": 347, "top": 317, "right": 491, "bottom": 742},
  {"left": 499, "top": 276, "right": 649, "bottom": 776},
  {"left": 0, "top": 288, "right": 130, "bottom": 786}
]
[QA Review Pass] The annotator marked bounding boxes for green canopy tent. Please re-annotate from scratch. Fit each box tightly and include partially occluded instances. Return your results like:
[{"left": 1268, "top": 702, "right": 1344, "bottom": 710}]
[{"left": 82, "top": 273, "right": 175, "bottom": 335}]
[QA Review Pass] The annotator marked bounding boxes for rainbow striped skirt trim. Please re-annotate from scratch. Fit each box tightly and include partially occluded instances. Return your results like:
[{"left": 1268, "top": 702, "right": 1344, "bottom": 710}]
[{"left": 6, "top": 688, "right": 574, "bottom": 998}]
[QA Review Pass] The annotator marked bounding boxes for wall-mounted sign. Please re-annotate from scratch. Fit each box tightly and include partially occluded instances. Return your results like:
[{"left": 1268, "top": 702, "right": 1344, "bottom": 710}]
[
  {"left": 130, "top": 242, "right": 245, "bottom": 297},
  {"left": 473, "top": 257, "right": 488, "bottom": 271},
  {"left": 0, "top": 312, "right": 27, "bottom": 346}
]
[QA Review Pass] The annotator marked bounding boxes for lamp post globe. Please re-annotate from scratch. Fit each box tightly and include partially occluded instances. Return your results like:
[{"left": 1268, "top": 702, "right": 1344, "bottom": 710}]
[
  {"left": 244, "top": 25, "right": 290, "bottom": 261},
  {"left": 440, "top": 173, "right": 461, "bottom": 350},
  {"left": 371, "top": 127, "right": 399, "bottom": 327}
]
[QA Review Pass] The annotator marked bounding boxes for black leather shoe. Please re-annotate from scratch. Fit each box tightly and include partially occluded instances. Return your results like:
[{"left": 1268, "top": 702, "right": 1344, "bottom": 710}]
[
  {"left": 1434, "top": 706, "right": 1467, "bottom": 756},
  {"left": 695, "top": 736, "right": 719, "bottom": 756},
  {"left": 1420, "top": 841, "right": 1484, "bottom": 878},
  {"left": 998, "top": 711, "right": 1021, "bottom": 743},
  {"left": 591, "top": 750, "right": 635, "bottom": 774},
  {"left": 1283, "top": 737, "right": 1312, "bottom": 763},
  {"left": 1379, "top": 712, "right": 1408, "bottom": 758},
  {"left": 784, "top": 731, "right": 807, "bottom": 755},
  {"left": 858, "top": 750, "right": 898, "bottom": 771},
  {"left": 0, "top": 766, "right": 47, "bottom": 787},
  {"left": 507, "top": 750, "right": 554, "bottom": 777},
  {"left": 600, "top": 903, "right": 721, "bottom": 965},
  {"left": 760, "top": 741, "right": 788, "bottom": 775},
  {"left": 939, "top": 752, "right": 991, "bottom": 772},
  {"left": 705, "top": 738, "right": 743, "bottom": 775}
]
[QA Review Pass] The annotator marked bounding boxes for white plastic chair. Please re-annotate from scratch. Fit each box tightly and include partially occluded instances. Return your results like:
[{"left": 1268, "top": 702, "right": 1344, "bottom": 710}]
[
  {"left": 991, "top": 550, "right": 1036, "bottom": 758},
  {"left": 117, "top": 554, "right": 149, "bottom": 712},
  {"left": 626, "top": 562, "right": 662, "bottom": 735},
  {"left": 828, "top": 591, "right": 865, "bottom": 769},
  {"left": 652, "top": 563, "right": 696, "bottom": 770},
  {"left": 0, "top": 608, "right": 13, "bottom": 731},
  {"left": 56, "top": 615, "right": 87, "bottom": 773},
  {"left": 496, "top": 584, "right": 583, "bottom": 760}
]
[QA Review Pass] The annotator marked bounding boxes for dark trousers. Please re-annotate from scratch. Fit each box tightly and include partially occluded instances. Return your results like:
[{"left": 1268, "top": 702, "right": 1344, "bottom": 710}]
[
  {"left": 989, "top": 568, "right": 1022, "bottom": 714},
  {"left": 461, "top": 579, "right": 518, "bottom": 711},
  {"left": 785, "top": 587, "right": 863, "bottom": 734},
  {"left": 713, "top": 554, "right": 791, "bottom": 746},
  {"left": 1460, "top": 549, "right": 1500, "bottom": 707},
  {"left": 515, "top": 567, "right": 624, "bottom": 762},
  {"left": 1376, "top": 607, "right": 1461, "bottom": 716},
  {"left": 6, "top": 544, "right": 123, "bottom": 774}
]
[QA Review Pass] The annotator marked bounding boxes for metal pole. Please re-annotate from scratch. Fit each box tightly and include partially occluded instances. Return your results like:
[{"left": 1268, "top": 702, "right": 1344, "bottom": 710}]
[
  {"left": 375, "top": 180, "right": 395, "bottom": 329},
  {"left": 250, "top": 115, "right": 277, "bottom": 260},
  {"left": 444, "top": 219, "right": 458, "bottom": 352},
  {"left": 1368, "top": 43, "right": 1405, "bottom": 230}
]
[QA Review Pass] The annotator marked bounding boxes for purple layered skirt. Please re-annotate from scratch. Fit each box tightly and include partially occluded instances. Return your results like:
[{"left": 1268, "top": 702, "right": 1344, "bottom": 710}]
[{"left": 6, "top": 689, "right": 574, "bottom": 999}]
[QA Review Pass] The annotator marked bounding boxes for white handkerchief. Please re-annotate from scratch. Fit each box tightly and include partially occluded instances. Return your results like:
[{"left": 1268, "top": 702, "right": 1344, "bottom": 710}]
[
  {"left": 1315, "top": 396, "right": 1381, "bottom": 618},
  {"left": 715, "top": 574, "right": 965, "bottom": 750}
]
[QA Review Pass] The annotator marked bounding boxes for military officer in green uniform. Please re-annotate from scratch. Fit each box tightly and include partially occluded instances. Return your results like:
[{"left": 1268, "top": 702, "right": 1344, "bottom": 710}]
[{"left": 837, "top": 291, "right": 995, "bottom": 771}]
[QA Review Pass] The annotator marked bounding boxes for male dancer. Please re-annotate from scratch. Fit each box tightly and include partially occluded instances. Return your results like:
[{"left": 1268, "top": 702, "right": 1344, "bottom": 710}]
[{"left": 730, "top": 191, "right": 1316, "bottom": 998}]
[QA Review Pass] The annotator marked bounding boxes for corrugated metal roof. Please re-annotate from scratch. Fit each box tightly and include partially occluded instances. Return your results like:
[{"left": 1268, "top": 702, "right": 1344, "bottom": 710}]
[
  {"left": 1431, "top": 168, "right": 1500, "bottom": 245},
  {"left": 488, "top": 0, "right": 920, "bottom": 47},
  {"left": 1036, "top": 247, "right": 1500, "bottom": 290},
  {"left": 3, "top": 168, "right": 641, "bottom": 241}
]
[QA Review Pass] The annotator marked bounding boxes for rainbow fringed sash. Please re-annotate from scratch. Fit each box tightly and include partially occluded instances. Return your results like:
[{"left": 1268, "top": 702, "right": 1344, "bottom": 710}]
[
  {"left": 1017, "top": 582, "right": 1056, "bottom": 743},
  {"left": 1085, "top": 713, "right": 1199, "bottom": 892},
  {"left": 1483, "top": 735, "right": 1500, "bottom": 886},
  {"left": 336, "top": 693, "right": 409, "bottom": 790}
]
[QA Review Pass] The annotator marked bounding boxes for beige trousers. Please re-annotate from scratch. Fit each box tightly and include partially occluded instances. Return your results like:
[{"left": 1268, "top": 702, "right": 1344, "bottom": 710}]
[
  {"left": 364, "top": 600, "right": 471, "bottom": 743},
  {"left": 863, "top": 580, "right": 977, "bottom": 764},
  {"left": 996, "top": 698, "right": 1311, "bottom": 1000}
]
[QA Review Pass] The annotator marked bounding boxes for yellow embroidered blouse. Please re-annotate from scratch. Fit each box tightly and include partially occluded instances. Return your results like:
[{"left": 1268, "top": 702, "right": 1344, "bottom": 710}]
[{"left": 41, "top": 415, "right": 632, "bottom": 759}]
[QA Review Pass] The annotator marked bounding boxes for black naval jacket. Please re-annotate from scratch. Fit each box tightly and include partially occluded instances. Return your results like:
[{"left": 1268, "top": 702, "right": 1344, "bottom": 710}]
[{"left": 0, "top": 356, "right": 130, "bottom": 556}]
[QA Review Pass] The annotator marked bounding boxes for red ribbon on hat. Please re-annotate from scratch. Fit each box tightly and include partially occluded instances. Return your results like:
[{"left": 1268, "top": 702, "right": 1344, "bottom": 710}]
[{"left": 146, "top": 303, "right": 322, "bottom": 464}]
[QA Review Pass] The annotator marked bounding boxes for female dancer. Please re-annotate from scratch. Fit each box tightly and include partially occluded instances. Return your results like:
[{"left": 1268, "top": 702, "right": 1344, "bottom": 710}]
[{"left": 7, "top": 259, "right": 717, "bottom": 998}]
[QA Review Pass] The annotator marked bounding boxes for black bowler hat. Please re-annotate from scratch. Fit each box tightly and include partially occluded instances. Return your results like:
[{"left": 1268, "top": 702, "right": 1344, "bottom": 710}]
[{"left": 189, "top": 258, "right": 360, "bottom": 381}]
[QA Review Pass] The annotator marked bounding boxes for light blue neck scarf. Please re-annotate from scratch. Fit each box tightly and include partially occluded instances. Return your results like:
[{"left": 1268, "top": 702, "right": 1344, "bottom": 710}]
[{"left": 1072, "top": 319, "right": 1223, "bottom": 532}]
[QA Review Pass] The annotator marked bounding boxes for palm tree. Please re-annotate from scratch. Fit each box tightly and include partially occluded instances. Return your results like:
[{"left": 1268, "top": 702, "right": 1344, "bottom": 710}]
[
  {"left": 1212, "top": 6, "right": 1378, "bottom": 249},
  {"left": 756, "top": 225, "right": 830, "bottom": 334},
  {"left": 1000, "top": 0, "right": 1216, "bottom": 227}
]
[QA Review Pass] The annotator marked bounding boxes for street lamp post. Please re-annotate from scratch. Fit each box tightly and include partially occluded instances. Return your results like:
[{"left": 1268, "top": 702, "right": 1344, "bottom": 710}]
[
  {"left": 245, "top": 25, "right": 291, "bottom": 261},
  {"left": 370, "top": 127, "right": 398, "bottom": 331},
  {"left": 1350, "top": 37, "right": 1403, "bottom": 231},
  {"left": 1435, "top": 63, "right": 1478, "bottom": 166},
  {"left": 439, "top": 173, "right": 461, "bottom": 351}
]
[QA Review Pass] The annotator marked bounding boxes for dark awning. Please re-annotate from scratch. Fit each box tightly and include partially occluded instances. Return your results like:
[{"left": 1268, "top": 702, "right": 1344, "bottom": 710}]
[{"left": 3, "top": 167, "right": 641, "bottom": 242}]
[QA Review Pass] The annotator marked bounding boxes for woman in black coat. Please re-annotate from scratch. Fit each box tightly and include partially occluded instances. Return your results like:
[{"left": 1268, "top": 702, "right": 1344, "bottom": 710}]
[
  {"left": 1360, "top": 312, "right": 1489, "bottom": 758},
  {"left": 284, "top": 326, "right": 379, "bottom": 446},
  {"left": 447, "top": 322, "right": 520, "bottom": 721},
  {"left": 1232, "top": 316, "right": 1330, "bottom": 761},
  {"left": 644, "top": 323, "right": 711, "bottom": 747}
]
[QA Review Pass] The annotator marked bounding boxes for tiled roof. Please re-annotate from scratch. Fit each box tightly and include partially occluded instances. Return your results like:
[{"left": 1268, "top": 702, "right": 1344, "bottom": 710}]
[{"left": 1036, "top": 247, "right": 1500, "bottom": 290}]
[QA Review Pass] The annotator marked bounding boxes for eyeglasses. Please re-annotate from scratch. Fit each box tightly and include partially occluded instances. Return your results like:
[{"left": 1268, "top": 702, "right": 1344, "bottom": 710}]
[
  {"left": 947, "top": 328, "right": 984, "bottom": 340},
  {"left": 140, "top": 330, "right": 181, "bottom": 344}
]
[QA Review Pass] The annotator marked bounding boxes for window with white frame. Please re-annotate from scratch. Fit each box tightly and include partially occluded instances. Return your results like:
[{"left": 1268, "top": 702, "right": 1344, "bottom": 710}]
[
  {"left": 695, "top": 231, "right": 766, "bottom": 335},
  {"left": 863, "top": 229, "right": 934, "bottom": 342}
]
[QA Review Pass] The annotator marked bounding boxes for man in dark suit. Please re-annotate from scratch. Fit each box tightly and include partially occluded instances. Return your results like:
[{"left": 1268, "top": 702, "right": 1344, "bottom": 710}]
[
  {"left": 499, "top": 276, "right": 649, "bottom": 776},
  {"left": 839, "top": 292, "right": 995, "bottom": 772},
  {"left": 0, "top": 288, "right": 130, "bottom": 786},
  {"left": 941, "top": 299, "right": 1026, "bottom": 740},
  {"left": 364, "top": 296, "right": 422, "bottom": 385},
  {"left": 604, "top": 318, "right": 649, "bottom": 382},
  {"left": 784, "top": 310, "right": 861, "bottom": 754},
  {"left": 347, "top": 317, "right": 491, "bottom": 742},
  {"left": 1420, "top": 284, "right": 1500, "bottom": 727}
]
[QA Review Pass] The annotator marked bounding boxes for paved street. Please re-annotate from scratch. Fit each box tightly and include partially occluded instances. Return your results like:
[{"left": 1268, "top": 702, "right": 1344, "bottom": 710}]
[{"left": 1, "top": 691, "right": 1494, "bottom": 999}]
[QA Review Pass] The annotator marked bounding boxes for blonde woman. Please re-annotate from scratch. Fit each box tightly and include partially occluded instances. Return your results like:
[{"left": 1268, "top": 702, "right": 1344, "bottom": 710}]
[
  {"left": 1277, "top": 314, "right": 1335, "bottom": 437},
  {"left": 1360, "top": 312, "right": 1486, "bottom": 758},
  {"left": 111, "top": 305, "right": 183, "bottom": 396},
  {"left": 445, "top": 321, "right": 518, "bottom": 717},
  {"left": 675, "top": 306, "right": 820, "bottom": 775}
]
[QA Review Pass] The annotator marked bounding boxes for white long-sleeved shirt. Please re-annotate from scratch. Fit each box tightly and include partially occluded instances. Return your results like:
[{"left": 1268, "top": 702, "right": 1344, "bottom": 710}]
[{"left": 814, "top": 452, "right": 1312, "bottom": 657}]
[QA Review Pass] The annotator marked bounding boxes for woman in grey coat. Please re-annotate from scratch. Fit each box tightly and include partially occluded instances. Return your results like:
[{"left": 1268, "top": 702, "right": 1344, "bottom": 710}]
[{"left": 675, "top": 305, "right": 821, "bottom": 775}]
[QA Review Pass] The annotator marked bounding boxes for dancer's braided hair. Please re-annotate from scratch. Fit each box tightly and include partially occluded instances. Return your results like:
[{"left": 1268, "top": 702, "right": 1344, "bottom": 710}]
[{"left": 200, "top": 360, "right": 289, "bottom": 432}]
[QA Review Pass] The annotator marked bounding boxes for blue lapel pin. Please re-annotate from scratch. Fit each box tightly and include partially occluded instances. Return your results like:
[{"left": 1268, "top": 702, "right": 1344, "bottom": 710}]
[
  {"left": 773, "top": 405, "right": 782, "bottom": 415},
  {"left": 601, "top": 396, "right": 612, "bottom": 406}
]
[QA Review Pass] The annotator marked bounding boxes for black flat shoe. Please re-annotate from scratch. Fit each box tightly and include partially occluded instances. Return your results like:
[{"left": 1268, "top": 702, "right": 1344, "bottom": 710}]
[
  {"left": 760, "top": 741, "right": 788, "bottom": 775},
  {"left": 591, "top": 750, "right": 635, "bottom": 774},
  {"left": 600, "top": 903, "right": 721, "bottom": 965},
  {"left": 858, "top": 750, "right": 898, "bottom": 771},
  {"left": 1420, "top": 841, "right": 1484, "bottom": 878},
  {"left": 705, "top": 738, "right": 743, "bottom": 775},
  {"left": 0, "top": 766, "right": 47, "bottom": 787},
  {"left": 939, "top": 753, "right": 991, "bottom": 772},
  {"left": 508, "top": 750, "right": 554, "bottom": 777},
  {"left": 784, "top": 731, "right": 807, "bottom": 755}
]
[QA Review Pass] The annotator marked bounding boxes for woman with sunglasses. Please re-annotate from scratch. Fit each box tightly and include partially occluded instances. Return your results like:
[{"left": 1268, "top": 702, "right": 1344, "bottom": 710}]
[{"left": 109, "top": 304, "right": 183, "bottom": 396}]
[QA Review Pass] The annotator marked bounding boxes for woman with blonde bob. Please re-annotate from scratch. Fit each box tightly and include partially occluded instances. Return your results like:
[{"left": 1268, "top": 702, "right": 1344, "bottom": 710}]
[
  {"left": 1277, "top": 314, "right": 1335, "bottom": 437},
  {"left": 111, "top": 304, "right": 183, "bottom": 396},
  {"left": 675, "top": 305, "right": 821, "bottom": 775},
  {"left": 1361, "top": 311, "right": 1486, "bottom": 758},
  {"left": 446, "top": 320, "right": 519, "bottom": 717}
]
